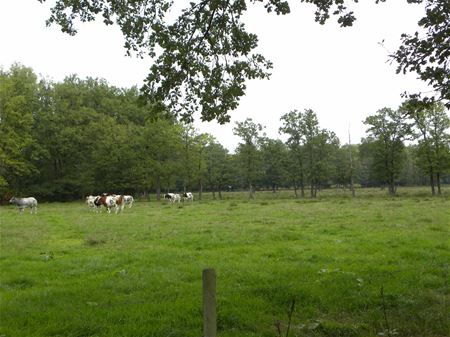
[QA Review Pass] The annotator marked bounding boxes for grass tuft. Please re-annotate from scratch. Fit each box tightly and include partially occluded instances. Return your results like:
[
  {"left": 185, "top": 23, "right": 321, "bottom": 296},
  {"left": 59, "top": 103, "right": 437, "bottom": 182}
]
[{"left": 84, "top": 236, "right": 106, "bottom": 246}]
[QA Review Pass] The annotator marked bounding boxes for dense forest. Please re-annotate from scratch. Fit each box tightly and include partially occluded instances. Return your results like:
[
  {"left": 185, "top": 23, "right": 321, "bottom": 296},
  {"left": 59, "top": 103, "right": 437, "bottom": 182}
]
[{"left": 1, "top": 64, "right": 449, "bottom": 202}]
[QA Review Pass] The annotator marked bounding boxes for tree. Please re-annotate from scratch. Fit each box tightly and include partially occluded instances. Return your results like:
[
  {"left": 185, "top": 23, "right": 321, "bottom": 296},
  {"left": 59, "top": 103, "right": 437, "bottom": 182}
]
[
  {"left": 363, "top": 107, "right": 412, "bottom": 195},
  {"left": 0, "top": 64, "right": 42, "bottom": 197},
  {"left": 334, "top": 143, "right": 360, "bottom": 193},
  {"left": 139, "top": 118, "right": 183, "bottom": 200},
  {"left": 402, "top": 100, "right": 450, "bottom": 194},
  {"left": 204, "top": 140, "right": 231, "bottom": 199},
  {"left": 400, "top": 145, "right": 428, "bottom": 186},
  {"left": 180, "top": 124, "right": 198, "bottom": 193},
  {"left": 300, "top": 109, "right": 339, "bottom": 197},
  {"left": 194, "top": 132, "right": 215, "bottom": 200},
  {"left": 259, "top": 137, "right": 288, "bottom": 192},
  {"left": 391, "top": 0, "right": 450, "bottom": 109},
  {"left": 279, "top": 110, "right": 306, "bottom": 197},
  {"left": 39, "top": 0, "right": 449, "bottom": 123},
  {"left": 233, "top": 118, "right": 264, "bottom": 198}
]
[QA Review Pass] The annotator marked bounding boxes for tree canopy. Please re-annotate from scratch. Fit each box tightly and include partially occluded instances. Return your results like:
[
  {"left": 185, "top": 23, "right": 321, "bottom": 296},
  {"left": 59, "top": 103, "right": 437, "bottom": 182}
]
[
  {"left": 1, "top": 64, "right": 448, "bottom": 200},
  {"left": 38, "top": 0, "right": 449, "bottom": 123}
]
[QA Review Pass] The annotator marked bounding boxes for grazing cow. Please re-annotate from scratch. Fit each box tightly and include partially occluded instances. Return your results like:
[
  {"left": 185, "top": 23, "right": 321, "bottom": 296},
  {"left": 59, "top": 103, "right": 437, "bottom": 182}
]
[
  {"left": 94, "top": 195, "right": 116, "bottom": 213},
  {"left": 123, "top": 195, "right": 134, "bottom": 208},
  {"left": 164, "top": 193, "right": 175, "bottom": 202},
  {"left": 164, "top": 193, "right": 181, "bottom": 203},
  {"left": 113, "top": 195, "right": 125, "bottom": 214},
  {"left": 9, "top": 197, "right": 38, "bottom": 214},
  {"left": 86, "top": 195, "right": 100, "bottom": 211},
  {"left": 173, "top": 193, "right": 181, "bottom": 203},
  {"left": 182, "top": 192, "right": 194, "bottom": 202}
]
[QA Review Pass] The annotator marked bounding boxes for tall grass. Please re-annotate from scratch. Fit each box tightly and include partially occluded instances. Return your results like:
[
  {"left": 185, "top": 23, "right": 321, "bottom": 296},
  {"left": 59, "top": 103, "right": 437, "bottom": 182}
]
[{"left": 1, "top": 187, "right": 449, "bottom": 337}]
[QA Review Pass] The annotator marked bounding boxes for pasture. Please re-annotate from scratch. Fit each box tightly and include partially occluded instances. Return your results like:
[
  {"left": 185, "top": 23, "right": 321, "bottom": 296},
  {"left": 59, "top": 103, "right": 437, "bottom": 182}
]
[{"left": 1, "top": 188, "right": 449, "bottom": 337}]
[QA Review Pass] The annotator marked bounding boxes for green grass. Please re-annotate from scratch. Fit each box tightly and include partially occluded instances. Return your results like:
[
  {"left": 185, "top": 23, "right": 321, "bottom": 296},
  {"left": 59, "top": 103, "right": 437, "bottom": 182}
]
[{"left": 1, "top": 188, "right": 449, "bottom": 337}]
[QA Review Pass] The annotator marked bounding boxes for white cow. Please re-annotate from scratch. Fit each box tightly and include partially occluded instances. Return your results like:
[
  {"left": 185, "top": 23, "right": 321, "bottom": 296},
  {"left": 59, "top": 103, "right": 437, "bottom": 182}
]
[
  {"left": 86, "top": 195, "right": 100, "bottom": 211},
  {"left": 9, "top": 197, "right": 38, "bottom": 214},
  {"left": 123, "top": 195, "right": 134, "bottom": 208},
  {"left": 173, "top": 193, "right": 181, "bottom": 203}
]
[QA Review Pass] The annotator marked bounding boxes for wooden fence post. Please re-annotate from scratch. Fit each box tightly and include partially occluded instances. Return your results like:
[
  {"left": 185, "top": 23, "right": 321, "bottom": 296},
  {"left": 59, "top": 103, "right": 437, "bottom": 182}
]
[{"left": 202, "top": 268, "right": 217, "bottom": 337}]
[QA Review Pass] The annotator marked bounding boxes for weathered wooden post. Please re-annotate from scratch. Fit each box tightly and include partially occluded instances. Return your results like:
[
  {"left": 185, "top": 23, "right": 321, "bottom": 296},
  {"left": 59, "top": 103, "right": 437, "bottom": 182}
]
[{"left": 202, "top": 268, "right": 217, "bottom": 337}]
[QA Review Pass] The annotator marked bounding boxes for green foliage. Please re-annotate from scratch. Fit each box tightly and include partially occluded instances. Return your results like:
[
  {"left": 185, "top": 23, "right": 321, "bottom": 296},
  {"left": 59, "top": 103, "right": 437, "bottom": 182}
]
[
  {"left": 363, "top": 108, "right": 412, "bottom": 195},
  {"left": 402, "top": 100, "right": 450, "bottom": 194},
  {"left": 391, "top": 0, "right": 450, "bottom": 108},
  {"left": 233, "top": 118, "right": 265, "bottom": 197},
  {"left": 1, "top": 64, "right": 448, "bottom": 201},
  {"left": 279, "top": 109, "right": 339, "bottom": 197},
  {"left": 0, "top": 64, "right": 42, "bottom": 195},
  {"left": 259, "top": 138, "right": 289, "bottom": 191},
  {"left": 38, "top": 0, "right": 447, "bottom": 122}
]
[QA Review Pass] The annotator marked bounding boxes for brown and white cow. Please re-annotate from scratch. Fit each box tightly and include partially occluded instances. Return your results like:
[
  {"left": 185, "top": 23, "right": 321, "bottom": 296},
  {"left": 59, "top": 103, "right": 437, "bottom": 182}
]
[
  {"left": 112, "top": 195, "right": 125, "bottom": 214},
  {"left": 94, "top": 195, "right": 116, "bottom": 213}
]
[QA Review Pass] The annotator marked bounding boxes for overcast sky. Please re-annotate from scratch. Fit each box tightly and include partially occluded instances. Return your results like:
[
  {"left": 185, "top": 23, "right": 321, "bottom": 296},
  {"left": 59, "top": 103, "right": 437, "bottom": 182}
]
[{"left": 1, "top": 0, "right": 430, "bottom": 151}]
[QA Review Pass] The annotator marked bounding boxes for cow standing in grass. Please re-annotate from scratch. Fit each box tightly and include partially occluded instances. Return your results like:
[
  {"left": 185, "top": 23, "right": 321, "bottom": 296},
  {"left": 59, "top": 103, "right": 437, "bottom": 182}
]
[
  {"left": 9, "top": 197, "right": 38, "bottom": 214},
  {"left": 123, "top": 195, "right": 134, "bottom": 208},
  {"left": 113, "top": 195, "right": 125, "bottom": 214},
  {"left": 164, "top": 193, "right": 174, "bottom": 202},
  {"left": 164, "top": 193, "right": 181, "bottom": 203},
  {"left": 94, "top": 195, "right": 116, "bottom": 213},
  {"left": 86, "top": 195, "right": 100, "bottom": 211},
  {"left": 182, "top": 192, "right": 194, "bottom": 202}
]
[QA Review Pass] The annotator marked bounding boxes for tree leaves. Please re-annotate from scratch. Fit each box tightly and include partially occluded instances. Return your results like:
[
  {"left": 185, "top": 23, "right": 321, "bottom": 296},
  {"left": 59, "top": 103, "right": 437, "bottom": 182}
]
[
  {"left": 42, "top": 0, "right": 419, "bottom": 123},
  {"left": 391, "top": 0, "right": 450, "bottom": 108}
]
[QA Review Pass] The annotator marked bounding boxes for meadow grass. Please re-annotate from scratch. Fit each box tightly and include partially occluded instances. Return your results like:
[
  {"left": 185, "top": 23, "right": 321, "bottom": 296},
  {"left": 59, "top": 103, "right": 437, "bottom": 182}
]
[{"left": 0, "top": 187, "right": 449, "bottom": 337}]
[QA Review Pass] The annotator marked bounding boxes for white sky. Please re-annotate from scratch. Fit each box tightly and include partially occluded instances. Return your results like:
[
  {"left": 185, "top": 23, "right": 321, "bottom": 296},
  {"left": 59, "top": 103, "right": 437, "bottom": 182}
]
[{"left": 1, "top": 0, "right": 430, "bottom": 152}]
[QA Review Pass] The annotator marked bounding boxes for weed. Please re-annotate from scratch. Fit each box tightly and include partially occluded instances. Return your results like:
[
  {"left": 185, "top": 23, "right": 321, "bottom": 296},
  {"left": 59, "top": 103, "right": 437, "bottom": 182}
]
[{"left": 85, "top": 236, "right": 106, "bottom": 246}]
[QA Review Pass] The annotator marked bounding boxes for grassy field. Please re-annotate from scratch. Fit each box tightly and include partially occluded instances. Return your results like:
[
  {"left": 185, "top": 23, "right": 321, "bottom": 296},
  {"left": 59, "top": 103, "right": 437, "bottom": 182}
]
[{"left": 1, "top": 188, "right": 449, "bottom": 337}]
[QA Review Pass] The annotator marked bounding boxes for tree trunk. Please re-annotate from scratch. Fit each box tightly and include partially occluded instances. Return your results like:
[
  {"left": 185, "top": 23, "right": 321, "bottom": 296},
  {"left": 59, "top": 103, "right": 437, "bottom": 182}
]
[
  {"left": 199, "top": 179, "right": 203, "bottom": 200},
  {"left": 293, "top": 183, "right": 298, "bottom": 198},
  {"left": 156, "top": 176, "right": 161, "bottom": 201},
  {"left": 426, "top": 153, "right": 436, "bottom": 195},
  {"left": 218, "top": 190, "right": 222, "bottom": 200},
  {"left": 388, "top": 174, "right": 395, "bottom": 195},
  {"left": 436, "top": 172, "right": 442, "bottom": 195},
  {"left": 429, "top": 171, "right": 436, "bottom": 195},
  {"left": 212, "top": 190, "right": 216, "bottom": 200},
  {"left": 249, "top": 183, "right": 254, "bottom": 199},
  {"left": 350, "top": 175, "right": 355, "bottom": 197}
]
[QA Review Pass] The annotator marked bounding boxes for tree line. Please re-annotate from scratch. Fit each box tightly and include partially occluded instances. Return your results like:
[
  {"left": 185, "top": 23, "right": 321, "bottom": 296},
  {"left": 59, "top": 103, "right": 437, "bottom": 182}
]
[{"left": 1, "top": 64, "right": 449, "bottom": 201}]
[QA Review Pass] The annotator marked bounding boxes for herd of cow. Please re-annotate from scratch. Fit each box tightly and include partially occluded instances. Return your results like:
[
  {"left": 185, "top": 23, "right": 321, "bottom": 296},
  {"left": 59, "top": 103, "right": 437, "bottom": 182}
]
[
  {"left": 164, "top": 192, "right": 194, "bottom": 203},
  {"left": 85, "top": 194, "right": 135, "bottom": 214},
  {"left": 8, "top": 192, "right": 195, "bottom": 214}
]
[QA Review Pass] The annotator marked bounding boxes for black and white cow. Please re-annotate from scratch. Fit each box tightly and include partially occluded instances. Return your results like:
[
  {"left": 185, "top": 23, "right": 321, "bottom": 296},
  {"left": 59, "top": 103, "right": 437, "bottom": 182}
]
[
  {"left": 164, "top": 193, "right": 181, "bottom": 203},
  {"left": 164, "top": 193, "right": 174, "bottom": 202},
  {"left": 182, "top": 192, "right": 194, "bottom": 202},
  {"left": 9, "top": 196, "right": 38, "bottom": 214}
]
